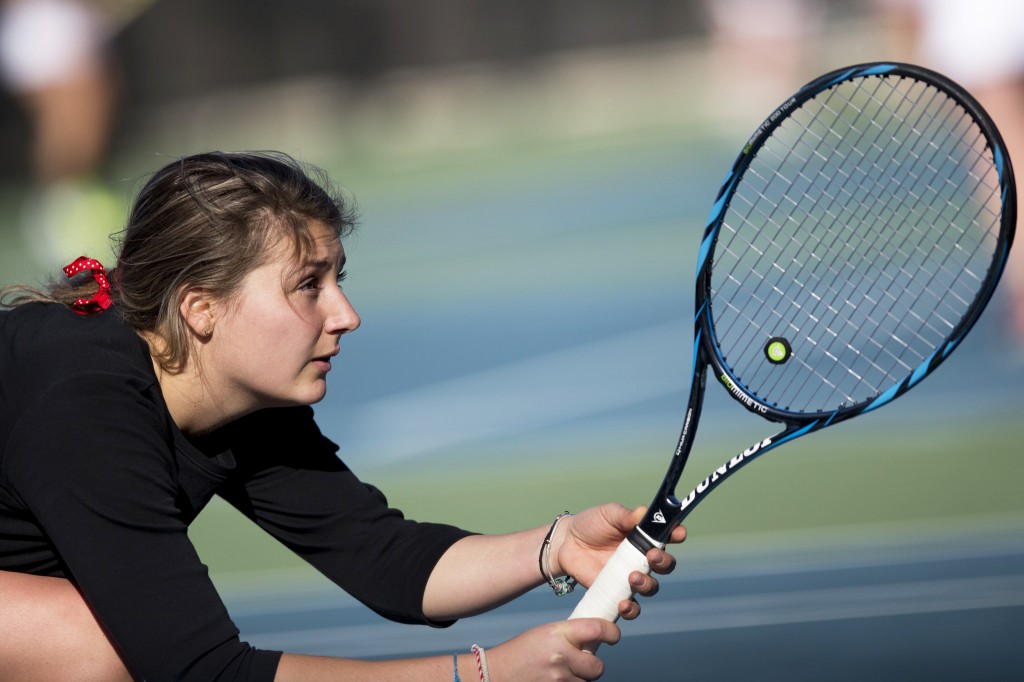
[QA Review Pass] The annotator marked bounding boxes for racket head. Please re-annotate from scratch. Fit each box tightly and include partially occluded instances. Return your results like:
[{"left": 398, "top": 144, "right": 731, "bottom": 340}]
[{"left": 696, "top": 62, "right": 1016, "bottom": 426}]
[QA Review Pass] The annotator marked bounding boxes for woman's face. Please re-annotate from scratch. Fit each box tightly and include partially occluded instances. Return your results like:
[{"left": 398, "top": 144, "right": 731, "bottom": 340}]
[{"left": 206, "top": 220, "right": 360, "bottom": 409}]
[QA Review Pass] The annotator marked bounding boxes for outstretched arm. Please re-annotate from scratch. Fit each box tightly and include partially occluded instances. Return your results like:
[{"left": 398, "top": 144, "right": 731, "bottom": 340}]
[
  {"left": 0, "top": 570, "right": 617, "bottom": 682},
  {"left": 422, "top": 503, "right": 684, "bottom": 621},
  {"left": 276, "top": 617, "right": 618, "bottom": 682}
]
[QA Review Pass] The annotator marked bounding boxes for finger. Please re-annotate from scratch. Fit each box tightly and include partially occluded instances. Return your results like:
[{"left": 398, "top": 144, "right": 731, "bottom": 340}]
[
  {"left": 617, "top": 597, "right": 641, "bottom": 621},
  {"left": 645, "top": 547, "right": 677, "bottom": 575},
  {"left": 569, "top": 617, "right": 621, "bottom": 650},
  {"left": 605, "top": 504, "right": 643, "bottom": 535},
  {"left": 671, "top": 524, "right": 688, "bottom": 544},
  {"left": 629, "top": 569, "right": 659, "bottom": 597},
  {"left": 571, "top": 649, "right": 607, "bottom": 681},
  {"left": 627, "top": 505, "right": 648, "bottom": 526}
]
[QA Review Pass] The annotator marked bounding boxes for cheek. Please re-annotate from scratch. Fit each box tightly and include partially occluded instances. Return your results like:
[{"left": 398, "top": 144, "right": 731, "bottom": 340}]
[
  {"left": 253, "top": 310, "right": 320, "bottom": 359},
  {"left": 220, "top": 313, "right": 293, "bottom": 366}
]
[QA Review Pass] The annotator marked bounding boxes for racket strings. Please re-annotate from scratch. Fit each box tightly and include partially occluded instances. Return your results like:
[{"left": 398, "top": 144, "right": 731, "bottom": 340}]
[
  {"left": 718, "top": 78, "right": 938, "bottom": 403},
  {"left": 763, "top": 94, "right": 993, "bottom": 405},
  {"left": 817, "top": 83, "right": 973, "bottom": 373},
  {"left": 836, "top": 81, "right": 1002, "bottom": 349},
  {"left": 800, "top": 78, "right": 976, "bottom": 345},
  {"left": 709, "top": 73, "right": 1003, "bottom": 413},
  {"left": 791, "top": 92, "right": 932, "bottom": 384},
  {"left": 769, "top": 81, "right": 995, "bottom": 403}
]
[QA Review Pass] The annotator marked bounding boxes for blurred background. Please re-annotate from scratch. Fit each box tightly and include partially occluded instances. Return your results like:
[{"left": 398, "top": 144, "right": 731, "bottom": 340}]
[{"left": 1, "top": 0, "right": 1022, "bottom": 679}]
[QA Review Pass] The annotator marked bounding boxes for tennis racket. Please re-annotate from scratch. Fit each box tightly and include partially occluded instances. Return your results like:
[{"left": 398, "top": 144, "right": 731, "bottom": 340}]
[{"left": 570, "top": 62, "right": 1017, "bottom": 623}]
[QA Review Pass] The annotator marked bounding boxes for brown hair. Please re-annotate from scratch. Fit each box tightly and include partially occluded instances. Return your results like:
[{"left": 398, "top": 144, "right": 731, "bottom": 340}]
[{"left": 1, "top": 151, "right": 357, "bottom": 371}]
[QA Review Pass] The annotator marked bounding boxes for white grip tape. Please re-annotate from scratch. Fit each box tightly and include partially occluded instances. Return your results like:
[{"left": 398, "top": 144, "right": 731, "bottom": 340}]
[{"left": 568, "top": 538, "right": 654, "bottom": 622}]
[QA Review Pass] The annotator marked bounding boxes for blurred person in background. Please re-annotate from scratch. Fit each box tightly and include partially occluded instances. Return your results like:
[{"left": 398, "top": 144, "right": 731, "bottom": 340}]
[
  {"left": 701, "top": 0, "right": 825, "bottom": 129},
  {"left": 0, "top": 0, "right": 137, "bottom": 267},
  {"left": 0, "top": 151, "right": 684, "bottom": 681},
  {"left": 874, "top": 0, "right": 1024, "bottom": 342}
]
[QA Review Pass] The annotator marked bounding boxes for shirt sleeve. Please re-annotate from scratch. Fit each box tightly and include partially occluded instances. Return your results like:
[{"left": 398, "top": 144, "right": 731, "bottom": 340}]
[
  {"left": 2, "top": 374, "right": 281, "bottom": 682},
  {"left": 216, "top": 407, "right": 475, "bottom": 626}
]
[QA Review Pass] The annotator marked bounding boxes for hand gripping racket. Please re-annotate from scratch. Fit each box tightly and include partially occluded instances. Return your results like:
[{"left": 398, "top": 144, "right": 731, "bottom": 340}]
[{"left": 570, "top": 62, "right": 1017, "bottom": 622}]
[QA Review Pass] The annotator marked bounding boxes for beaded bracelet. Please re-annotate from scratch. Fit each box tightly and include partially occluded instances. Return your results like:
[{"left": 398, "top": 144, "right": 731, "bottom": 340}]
[
  {"left": 453, "top": 652, "right": 461, "bottom": 681},
  {"left": 539, "top": 511, "right": 578, "bottom": 596}
]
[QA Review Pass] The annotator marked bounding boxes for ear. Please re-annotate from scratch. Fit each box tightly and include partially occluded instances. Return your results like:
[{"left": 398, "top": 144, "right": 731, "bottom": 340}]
[{"left": 179, "top": 288, "right": 216, "bottom": 338}]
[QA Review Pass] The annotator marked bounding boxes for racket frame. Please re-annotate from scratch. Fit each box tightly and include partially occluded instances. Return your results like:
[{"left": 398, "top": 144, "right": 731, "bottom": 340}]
[{"left": 632, "top": 61, "right": 1016, "bottom": 554}]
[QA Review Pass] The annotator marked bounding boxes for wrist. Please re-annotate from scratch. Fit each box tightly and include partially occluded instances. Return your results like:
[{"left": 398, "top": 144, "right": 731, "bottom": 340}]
[
  {"left": 454, "top": 645, "right": 491, "bottom": 681},
  {"left": 453, "top": 652, "right": 469, "bottom": 681},
  {"left": 548, "top": 513, "right": 572, "bottom": 576},
  {"left": 538, "top": 511, "right": 577, "bottom": 596}
]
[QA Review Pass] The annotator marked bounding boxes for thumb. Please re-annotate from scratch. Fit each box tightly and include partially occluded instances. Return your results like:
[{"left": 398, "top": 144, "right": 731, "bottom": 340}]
[{"left": 626, "top": 504, "right": 648, "bottom": 527}]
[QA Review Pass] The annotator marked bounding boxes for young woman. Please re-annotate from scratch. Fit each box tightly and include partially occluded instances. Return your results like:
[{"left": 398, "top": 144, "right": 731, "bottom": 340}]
[{"left": 0, "top": 151, "right": 685, "bottom": 681}]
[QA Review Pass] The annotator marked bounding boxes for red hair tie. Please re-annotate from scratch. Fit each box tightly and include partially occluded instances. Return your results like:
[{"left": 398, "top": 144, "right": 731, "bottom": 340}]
[{"left": 63, "top": 256, "right": 113, "bottom": 315}]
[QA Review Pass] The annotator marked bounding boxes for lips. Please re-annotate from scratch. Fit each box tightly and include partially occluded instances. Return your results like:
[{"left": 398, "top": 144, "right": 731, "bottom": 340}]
[
  {"left": 313, "top": 347, "right": 340, "bottom": 362},
  {"left": 311, "top": 347, "right": 339, "bottom": 371}
]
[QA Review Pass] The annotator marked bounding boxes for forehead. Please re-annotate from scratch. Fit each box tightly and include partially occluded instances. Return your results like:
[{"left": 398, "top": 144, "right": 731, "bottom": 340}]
[{"left": 273, "top": 220, "right": 344, "bottom": 269}]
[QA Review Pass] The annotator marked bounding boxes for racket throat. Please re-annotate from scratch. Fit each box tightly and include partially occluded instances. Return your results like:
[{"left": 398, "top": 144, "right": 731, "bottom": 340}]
[
  {"left": 636, "top": 493, "right": 686, "bottom": 547},
  {"left": 637, "top": 365, "right": 708, "bottom": 544}
]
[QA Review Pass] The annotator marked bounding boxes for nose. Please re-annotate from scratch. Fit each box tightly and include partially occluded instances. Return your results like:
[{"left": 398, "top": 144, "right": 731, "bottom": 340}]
[{"left": 324, "top": 287, "right": 361, "bottom": 335}]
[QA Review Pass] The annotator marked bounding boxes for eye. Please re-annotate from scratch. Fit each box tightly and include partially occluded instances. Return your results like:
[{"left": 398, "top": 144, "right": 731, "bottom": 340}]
[{"left": 298, "top": 276, "right": 322, "bottom": 293}]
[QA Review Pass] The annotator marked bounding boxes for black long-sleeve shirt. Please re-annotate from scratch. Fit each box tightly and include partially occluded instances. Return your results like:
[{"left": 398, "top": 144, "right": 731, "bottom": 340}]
[{"left": 0, "top": 302, "right": 472, "bottom": 680}]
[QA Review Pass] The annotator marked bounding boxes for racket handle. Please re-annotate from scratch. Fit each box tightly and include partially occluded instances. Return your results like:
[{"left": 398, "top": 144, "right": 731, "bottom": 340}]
[{"left": 569, "top": 534, "right": 662, "bottom": 622}]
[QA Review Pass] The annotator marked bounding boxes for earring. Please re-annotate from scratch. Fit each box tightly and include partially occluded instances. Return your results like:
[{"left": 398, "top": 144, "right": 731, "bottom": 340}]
[{"left": 202, "top": 326, "right": 212, "bottom": 336}]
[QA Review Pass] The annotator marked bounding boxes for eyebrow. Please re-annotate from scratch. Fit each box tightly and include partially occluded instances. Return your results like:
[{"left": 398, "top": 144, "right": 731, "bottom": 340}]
[{"left": 302, "top": 255, "right": 346, "bottom": 271}]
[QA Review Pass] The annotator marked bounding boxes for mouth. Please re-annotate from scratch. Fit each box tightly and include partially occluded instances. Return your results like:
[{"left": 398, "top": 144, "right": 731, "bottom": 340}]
[{"left": 311, "top": 348, "right": 339, "bottom": 372}]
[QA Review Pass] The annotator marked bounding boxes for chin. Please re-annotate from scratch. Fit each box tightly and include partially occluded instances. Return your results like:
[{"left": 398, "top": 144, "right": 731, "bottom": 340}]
[
  {"left": 262, "top": 382, "right": 328, "bottom": 409},
  {"left": 300, "top": 381, "right": 329, "bottom": 405}
]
